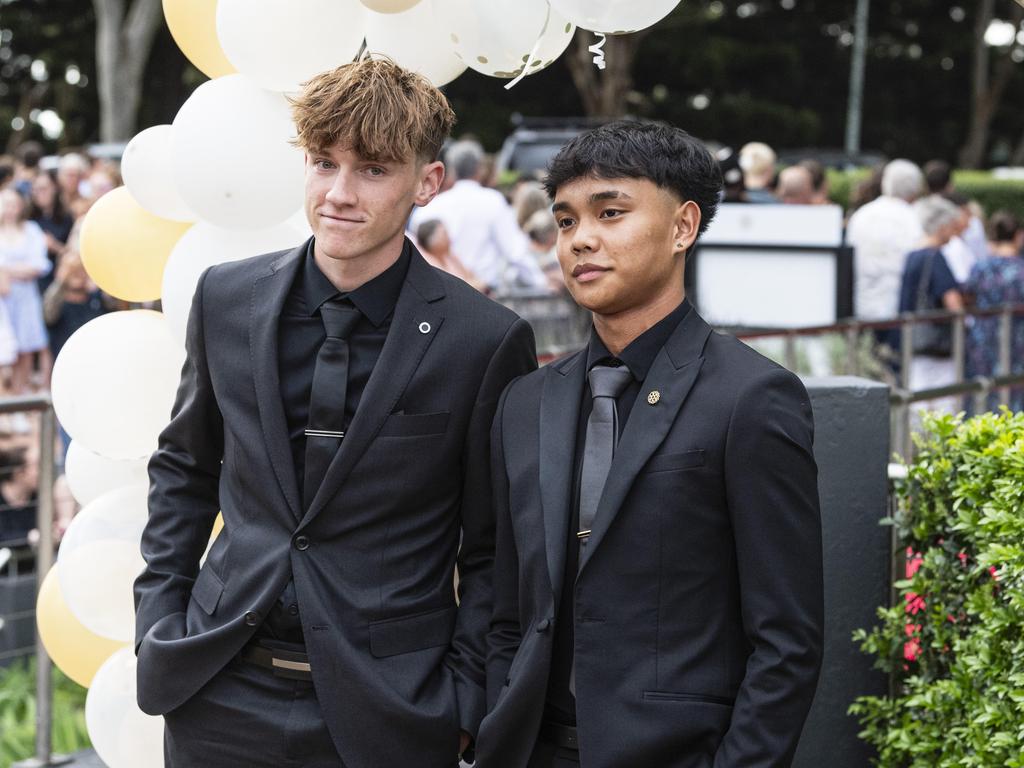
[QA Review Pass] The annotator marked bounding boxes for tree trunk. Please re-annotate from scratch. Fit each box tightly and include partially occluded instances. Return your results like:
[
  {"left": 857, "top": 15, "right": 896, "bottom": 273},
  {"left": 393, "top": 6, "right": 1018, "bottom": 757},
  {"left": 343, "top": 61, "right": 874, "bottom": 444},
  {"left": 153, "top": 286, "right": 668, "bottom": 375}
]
[
  {"left": 958, "top": 0, "right": 1023, "bottom": 168},
  {"left": 92, "top": 0, "right": 164, "bottom": 142},
  {"left": 565, "top": 31, "right": 645, "bottom": 117}
]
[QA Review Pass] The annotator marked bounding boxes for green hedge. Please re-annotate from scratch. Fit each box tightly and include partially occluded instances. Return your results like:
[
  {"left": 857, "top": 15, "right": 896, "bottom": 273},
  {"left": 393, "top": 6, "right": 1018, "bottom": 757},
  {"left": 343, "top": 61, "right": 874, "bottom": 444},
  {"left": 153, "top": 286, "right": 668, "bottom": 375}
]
[
  {"left": 825, "top": 170, "right": 1024, "bottom": 222},
  {"left": 0, "top": 660, "right": 90, "bottom": 768},
  {"left": 850, "top": 410, "right": 1024, "bottom": 767}
]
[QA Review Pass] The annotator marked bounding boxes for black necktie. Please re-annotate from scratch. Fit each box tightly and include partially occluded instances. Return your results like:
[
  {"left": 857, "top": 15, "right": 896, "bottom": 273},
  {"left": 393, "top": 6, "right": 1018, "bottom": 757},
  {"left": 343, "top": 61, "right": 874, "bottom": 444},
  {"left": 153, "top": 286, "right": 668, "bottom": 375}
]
[
  {"left": 571, "top": 363, "right": 632, "bottom": 695},
  {"left": 303, "top": 299, "right": 361, "bottom": 510}
]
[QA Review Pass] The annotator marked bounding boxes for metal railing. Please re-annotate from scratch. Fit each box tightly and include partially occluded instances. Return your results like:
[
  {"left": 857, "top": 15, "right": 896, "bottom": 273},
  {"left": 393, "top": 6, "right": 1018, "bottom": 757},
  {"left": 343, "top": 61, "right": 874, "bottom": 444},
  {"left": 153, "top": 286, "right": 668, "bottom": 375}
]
[
  {"left": 728, "top": 303, "right": 1024, "bottom": 461},
  {"left": 0, "top": 395, "right": 66, "bottom": 768}
]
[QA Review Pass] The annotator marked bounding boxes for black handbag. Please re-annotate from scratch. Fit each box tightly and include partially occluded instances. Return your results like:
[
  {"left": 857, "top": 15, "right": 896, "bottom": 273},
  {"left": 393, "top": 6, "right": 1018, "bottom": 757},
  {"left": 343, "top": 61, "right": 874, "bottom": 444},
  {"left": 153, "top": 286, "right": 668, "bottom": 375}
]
[{"left": 912, "top": 251, "right": 952, "bottom": 358}]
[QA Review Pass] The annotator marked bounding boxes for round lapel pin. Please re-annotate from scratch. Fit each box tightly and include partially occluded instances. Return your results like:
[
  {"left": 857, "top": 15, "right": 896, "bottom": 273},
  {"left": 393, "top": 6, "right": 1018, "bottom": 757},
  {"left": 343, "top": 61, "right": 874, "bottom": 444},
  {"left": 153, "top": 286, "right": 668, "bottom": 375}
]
[
  {"left": 418, "top": 321, "right": 431, "bottom": 334},
  {"left": 647, "top": 390, "right": 661, "bottom": 405}
]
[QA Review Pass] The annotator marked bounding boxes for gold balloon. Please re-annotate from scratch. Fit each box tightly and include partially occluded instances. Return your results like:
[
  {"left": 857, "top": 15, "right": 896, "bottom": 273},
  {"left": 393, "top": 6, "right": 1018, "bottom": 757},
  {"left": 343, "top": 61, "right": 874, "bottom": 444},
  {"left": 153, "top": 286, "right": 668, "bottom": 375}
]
[
  {"left": 80, "top": 187, "right": 191, "bottom": 303},
  {"left": 360, "top": 0, "right": 422, "bottom": 11},
  {"left": 211, "top": 512, "right": 224, "bottom": 541},
  {"left": 163, "top": 0, "right": 237, "bottom": 79},
  {"left": 36, "top": 568, "right": 127, "bottom": 689}
]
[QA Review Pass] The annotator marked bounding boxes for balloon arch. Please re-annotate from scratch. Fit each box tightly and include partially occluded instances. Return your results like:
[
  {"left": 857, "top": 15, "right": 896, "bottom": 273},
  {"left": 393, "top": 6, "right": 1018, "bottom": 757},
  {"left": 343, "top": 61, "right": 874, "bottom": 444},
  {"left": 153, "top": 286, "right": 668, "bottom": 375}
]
[{"left": 39, "top": 1, "right": 681, "bottom": 765}]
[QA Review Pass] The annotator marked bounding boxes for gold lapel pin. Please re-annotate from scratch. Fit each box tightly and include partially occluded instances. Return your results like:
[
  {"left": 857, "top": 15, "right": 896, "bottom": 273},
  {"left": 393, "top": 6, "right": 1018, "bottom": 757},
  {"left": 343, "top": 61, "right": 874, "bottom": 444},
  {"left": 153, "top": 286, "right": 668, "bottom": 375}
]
[{"left": 647, "top": 390, "right": 661, "bottom": 405}]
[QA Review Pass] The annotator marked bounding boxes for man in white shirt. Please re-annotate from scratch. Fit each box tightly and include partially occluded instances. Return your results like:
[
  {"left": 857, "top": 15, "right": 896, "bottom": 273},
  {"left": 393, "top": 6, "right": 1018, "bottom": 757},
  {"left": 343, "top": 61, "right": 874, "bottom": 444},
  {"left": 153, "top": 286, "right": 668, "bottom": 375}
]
[
  {"left": 411, "top": 140, "right": 548, "bottom": 294},
  {"left": 846, "top": 159, "right": 925, "bottom": 321}
]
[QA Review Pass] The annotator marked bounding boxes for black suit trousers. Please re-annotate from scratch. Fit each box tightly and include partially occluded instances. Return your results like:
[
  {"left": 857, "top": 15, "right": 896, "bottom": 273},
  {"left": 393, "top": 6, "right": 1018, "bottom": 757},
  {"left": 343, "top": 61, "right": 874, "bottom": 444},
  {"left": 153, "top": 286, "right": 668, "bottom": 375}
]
[{"left": 163, "top": 658, "right": 343, "bottom": 768}]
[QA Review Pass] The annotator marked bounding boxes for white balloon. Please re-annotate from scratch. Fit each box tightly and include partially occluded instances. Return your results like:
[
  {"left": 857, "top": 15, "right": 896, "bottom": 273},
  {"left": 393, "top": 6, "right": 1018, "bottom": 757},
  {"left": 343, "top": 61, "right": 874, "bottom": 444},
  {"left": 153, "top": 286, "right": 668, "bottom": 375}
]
[
  {"left": 121, "top": 126, "right": 196, "bottom": 223},
  {"left": 432, "top": 0, "right": 575, "bottom": 79},
  {"left": 52, "top": 310, "right": 185, "bottom": 460},
  {"left": 217, "top": 0, "right": 366, "bottom": 93},
  {"left": 57, "top": 484, "right": 150, "bottom": 642},
  {"left": 172, "top": 75, "right": 305, "bottom": 230},
  {"left": 162, "top": 220, "right": 309, "bottom": 345},
  {"left": 86, "top": 647, "right": 165, "bottom": 768},
  {"left": 366, "top": 4, "right": 467, "bottom": 87},
  {"left": 65, "top": 441, "right": 149, "bottom": 507},
  {"left": 361, "top": 0, "right": 421, "bottom": 11},
  {"left": 549, "top": 0, "right": 681, "bottom": 34}
]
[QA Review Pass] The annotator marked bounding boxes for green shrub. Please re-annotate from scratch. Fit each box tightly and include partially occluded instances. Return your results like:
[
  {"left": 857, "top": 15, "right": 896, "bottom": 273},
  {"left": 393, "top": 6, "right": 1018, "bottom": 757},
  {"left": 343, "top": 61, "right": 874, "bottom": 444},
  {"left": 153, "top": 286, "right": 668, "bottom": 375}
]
[
  {"left": 0, "top": 660, "right": 90, "bottom": 768},
  {"left": 850, "top": 409, "right": 1024, "bottom": 767}
]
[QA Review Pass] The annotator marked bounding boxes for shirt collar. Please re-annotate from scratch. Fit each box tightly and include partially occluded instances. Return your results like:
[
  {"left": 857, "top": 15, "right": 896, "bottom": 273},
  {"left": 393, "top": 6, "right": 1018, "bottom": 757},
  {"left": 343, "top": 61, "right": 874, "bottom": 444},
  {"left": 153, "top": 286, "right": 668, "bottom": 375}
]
[
  {"left": 586, "top": 298, "right": 692, "bottom": 381},
  {"left": 303, "top": 239, "right": 411, "bottom": 327}
]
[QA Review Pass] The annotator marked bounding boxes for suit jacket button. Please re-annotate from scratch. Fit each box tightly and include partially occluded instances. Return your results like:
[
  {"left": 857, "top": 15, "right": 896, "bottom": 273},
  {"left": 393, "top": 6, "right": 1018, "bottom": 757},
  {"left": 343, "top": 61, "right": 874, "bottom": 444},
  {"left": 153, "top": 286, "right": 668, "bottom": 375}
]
[
  {"left": 537, "top": 618, "right": 551, "bottom": 633},
  {"left": 294, "top": 535, "right": 310, "bottom": 551},
  {"left": 244, "top": 611, "right": 259, "bottom": 626}
]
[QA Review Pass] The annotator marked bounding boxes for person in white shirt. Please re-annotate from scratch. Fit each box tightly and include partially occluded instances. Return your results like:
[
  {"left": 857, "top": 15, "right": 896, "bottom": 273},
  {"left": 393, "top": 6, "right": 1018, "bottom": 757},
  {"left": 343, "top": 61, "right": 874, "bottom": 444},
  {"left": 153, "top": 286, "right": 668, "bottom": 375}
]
[
  {"left": 410, "top": 140, "right": 548, "bottom": 294},
  {"left": 846, "top": 159, "right": 925, "bottom": 322}
]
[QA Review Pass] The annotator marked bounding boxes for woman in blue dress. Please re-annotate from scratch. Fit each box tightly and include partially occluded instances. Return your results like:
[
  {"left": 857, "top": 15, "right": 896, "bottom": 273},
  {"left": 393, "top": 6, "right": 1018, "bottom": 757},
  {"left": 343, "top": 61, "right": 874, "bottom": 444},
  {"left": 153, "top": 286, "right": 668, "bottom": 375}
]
[
  {"left": 964, "top": 210, "right": 1024, "bottom": 412},
  {"left": 0, "top": 188, "right": 52, "bottom": 394}
]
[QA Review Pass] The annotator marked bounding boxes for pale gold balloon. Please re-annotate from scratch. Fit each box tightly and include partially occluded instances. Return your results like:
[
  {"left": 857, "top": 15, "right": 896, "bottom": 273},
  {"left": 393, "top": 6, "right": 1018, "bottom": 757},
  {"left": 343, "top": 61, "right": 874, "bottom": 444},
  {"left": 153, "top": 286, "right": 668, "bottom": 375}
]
[
  {"left": 36, "top": 568, "right": 128, "bottom": 688},
  {"left": 80, "top": 187, "right": 191, "bottom": 303},
  {"left": 162, "top": 0, "right": 237, "bottom": 78},
  {"left": 360, "top": 0, "right": 422, "bottom": 11}
]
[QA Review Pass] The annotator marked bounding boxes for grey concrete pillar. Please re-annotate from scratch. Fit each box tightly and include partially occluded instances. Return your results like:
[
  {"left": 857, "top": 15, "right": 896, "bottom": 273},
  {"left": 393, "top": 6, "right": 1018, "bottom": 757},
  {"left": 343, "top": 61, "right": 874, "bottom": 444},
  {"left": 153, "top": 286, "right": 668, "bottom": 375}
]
[{"left": 794, "top": 377, "right": 891, "bottom": 768}]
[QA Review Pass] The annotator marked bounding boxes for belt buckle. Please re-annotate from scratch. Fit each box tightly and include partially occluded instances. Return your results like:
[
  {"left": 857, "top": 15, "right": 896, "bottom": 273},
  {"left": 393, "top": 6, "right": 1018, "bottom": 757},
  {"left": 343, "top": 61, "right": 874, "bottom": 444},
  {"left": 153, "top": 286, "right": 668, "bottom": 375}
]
[{"left": 271, "top": 656, "right": 311, "bottom": 673}]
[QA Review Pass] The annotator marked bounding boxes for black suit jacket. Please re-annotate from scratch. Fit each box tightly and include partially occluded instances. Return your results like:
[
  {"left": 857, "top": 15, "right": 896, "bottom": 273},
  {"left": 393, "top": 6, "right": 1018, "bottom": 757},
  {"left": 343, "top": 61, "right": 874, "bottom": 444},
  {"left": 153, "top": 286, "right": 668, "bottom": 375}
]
[
  {"left": 477, "top": 308, "right": 823, "bottom": 768},
  {"left": 133, "top": 239, "right": 536, "bottom": 767}
]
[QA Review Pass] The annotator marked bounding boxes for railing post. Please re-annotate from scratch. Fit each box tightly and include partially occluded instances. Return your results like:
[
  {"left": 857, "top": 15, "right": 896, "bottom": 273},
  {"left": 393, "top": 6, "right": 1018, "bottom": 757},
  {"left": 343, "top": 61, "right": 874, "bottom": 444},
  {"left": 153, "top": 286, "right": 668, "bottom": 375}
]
[
  {"left": 784, "top": 332, "right": 798, "bottom": 372},
  {"left": 845, "top": 323, "right": 860, "bottom": 376},
  {"left": 999, "top": 308, "right": 1012, "bottom": 407},
  {"left": 973, "top": 377, "right": 991, "bottom": 415},
  {"left": 33, "top": 406, "right": 56, "bottom": 765},
  {"left": 899, "top": 315, "right": 913, "bottom": 391},
  {"left": 952, "top": 311, "right": 965, "bottom": 384}
]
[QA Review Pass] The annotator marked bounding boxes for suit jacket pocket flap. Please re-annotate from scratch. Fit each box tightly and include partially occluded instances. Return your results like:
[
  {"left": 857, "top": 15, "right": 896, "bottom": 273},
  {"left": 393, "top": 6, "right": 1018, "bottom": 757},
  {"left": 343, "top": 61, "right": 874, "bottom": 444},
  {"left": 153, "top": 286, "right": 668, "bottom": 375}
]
[
  {"left": 190, "top": 565, "right": 225, "bottom": 615},
  {"left": 369, "top": 605, "right": 456, "bottom": 658},
  {"left": 379, "top": 411, "right": 450, "bottom": 437},
  {"left": 643, "top": 449, "right": 706, "bottom": 474}
]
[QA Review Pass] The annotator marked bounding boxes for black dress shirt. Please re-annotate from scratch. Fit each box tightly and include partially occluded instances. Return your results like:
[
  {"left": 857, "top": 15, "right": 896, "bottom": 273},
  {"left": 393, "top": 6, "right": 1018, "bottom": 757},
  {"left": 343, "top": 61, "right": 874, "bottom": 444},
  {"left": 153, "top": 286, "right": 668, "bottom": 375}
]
[
  {"left": 546, "top": 298, "right": 693, "bottom": 726},
  {"left": 255, "top": 240, "right": 410, "bottom": 646}
]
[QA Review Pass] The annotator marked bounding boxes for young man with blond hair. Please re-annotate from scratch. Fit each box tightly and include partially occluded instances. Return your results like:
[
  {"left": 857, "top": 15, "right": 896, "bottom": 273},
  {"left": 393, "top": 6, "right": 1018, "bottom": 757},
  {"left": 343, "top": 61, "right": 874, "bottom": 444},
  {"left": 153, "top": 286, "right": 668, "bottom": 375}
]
[{"left": 135, "top": 59, "right": 535, "bottom": 767}]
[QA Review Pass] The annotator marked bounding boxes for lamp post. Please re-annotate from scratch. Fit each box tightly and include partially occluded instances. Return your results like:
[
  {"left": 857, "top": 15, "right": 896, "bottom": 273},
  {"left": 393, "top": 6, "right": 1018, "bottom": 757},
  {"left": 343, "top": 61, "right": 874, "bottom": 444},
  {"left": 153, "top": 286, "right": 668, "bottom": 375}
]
[{"left": 845, "top": 0, "right": 870, "bottom": 161}]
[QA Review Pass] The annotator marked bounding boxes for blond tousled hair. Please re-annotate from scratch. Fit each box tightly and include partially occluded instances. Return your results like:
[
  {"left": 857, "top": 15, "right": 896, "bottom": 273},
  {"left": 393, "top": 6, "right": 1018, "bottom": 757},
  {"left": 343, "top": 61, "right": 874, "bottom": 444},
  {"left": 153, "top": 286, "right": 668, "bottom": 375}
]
[{"left": 291, "top": 58, "right": 456, "bottom": 164}]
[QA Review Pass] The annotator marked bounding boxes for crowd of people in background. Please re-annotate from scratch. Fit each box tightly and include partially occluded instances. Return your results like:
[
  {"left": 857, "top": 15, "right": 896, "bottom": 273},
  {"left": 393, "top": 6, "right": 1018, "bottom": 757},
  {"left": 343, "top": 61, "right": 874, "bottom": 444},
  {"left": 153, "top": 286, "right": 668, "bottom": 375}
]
[
  {"left": 716, "top": 141, "right": 1023, "bottom": 416},
  {"left": 0, "top": 142, "right": 116, "bottom": 554},
  {"left": 0, "top": 131, "right": 1023, "bottom": 559}
]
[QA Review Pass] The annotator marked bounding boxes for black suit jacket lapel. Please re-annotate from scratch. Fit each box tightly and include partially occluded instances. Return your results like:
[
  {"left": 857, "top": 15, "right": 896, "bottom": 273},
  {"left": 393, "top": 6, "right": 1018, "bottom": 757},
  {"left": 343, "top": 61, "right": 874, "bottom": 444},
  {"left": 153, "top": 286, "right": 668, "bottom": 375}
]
[
  {"left": 577, "top": 309, "right": 714, "bottom": 575},
  {"left": 298, "top": 247, "right": 446, "bottom": 529},
  {"left": 250, "top": 241, "right": 307, "bottom": 522},
  {"left": 539, "top": 350, "right": 586, "bottom": 597}
]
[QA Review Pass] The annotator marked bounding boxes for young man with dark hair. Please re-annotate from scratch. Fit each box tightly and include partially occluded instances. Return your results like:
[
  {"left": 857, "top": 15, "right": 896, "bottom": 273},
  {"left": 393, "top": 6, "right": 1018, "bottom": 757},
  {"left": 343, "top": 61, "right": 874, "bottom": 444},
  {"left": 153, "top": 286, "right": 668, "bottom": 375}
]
[
  {"left": 134, "top": 58, "right": 536, "bottom": 767},
  {"left": 477, "top": 121, "right": 823, "bottom": 767}
]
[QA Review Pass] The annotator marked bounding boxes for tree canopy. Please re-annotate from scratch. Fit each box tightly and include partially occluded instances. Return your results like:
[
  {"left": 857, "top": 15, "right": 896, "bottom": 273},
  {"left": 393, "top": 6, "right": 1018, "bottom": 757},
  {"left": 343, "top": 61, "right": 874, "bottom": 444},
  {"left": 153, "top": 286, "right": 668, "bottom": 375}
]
[{"left": 2, "top": 0, "right": 1024, "bottom": 166}]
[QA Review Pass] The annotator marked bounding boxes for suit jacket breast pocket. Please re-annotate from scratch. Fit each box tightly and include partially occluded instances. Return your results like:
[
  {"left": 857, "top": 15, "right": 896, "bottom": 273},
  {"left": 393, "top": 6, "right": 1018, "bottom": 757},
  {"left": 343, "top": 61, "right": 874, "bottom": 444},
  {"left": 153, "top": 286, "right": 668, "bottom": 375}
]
[
  {"left": 378, "top": 411, "right": 450, "bottom": 438},
  {"left": 642, "top": 449, "right": 706, "bottom": 474}
]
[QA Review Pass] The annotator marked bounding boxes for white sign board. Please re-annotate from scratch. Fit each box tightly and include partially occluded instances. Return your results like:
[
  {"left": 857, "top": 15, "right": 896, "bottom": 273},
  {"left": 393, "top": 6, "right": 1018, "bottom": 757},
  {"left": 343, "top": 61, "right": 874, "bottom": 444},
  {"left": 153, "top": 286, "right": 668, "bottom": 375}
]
[{"left": 693, "top": 204, "right": 846, "bottom": 327}]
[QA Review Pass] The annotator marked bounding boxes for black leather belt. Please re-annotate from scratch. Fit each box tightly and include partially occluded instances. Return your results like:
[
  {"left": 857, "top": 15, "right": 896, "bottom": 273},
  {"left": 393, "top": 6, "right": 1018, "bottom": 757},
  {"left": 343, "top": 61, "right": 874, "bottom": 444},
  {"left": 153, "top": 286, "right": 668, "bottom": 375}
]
[
  {"left": 239, "top": 643, "right": 313, "bottom": 681},
  {"left": 540, "top": 721, "right": 579, "bottom": 751}
]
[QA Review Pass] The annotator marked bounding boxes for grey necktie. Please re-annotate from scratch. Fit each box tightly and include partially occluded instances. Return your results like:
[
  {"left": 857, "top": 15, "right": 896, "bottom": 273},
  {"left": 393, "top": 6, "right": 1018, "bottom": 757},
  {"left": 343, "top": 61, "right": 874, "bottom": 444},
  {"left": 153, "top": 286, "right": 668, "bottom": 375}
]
[
  {"left": 577, "top": 363, "right": 634, "bottom": 551},
  {"left": 303, "top": 299, "right": 361, "bottom": 510},
  {"left": 571, "top": 363, "right": 632, "bottom": 695}
]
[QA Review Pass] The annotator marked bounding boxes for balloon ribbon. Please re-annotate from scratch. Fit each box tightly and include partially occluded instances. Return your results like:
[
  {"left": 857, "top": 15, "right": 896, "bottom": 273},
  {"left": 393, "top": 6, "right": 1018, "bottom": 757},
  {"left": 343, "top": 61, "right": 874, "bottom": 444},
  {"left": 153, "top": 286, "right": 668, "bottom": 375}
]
[
  {"left": 589, "top": 33, "right": 607, "bottom": 70},
  {"left": 505, "top": 5, "right": 552, "bottom": 90}
]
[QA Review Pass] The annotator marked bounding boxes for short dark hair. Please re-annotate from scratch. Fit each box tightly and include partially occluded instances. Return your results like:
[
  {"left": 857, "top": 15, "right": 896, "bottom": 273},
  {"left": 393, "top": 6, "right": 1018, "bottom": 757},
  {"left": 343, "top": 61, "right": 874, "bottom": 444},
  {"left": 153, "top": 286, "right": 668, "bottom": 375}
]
[
  {"left": 543, "top": 121, "right": 722, "bottom": 238},
  {"left": 987, "top": 209, "right": 1020, "bottom": 243},
  {"left": 923, "top": 160, "right": 952, "bottom": 194}
]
